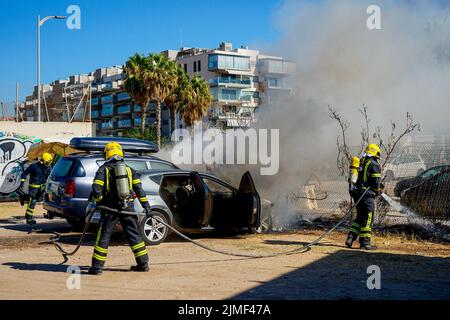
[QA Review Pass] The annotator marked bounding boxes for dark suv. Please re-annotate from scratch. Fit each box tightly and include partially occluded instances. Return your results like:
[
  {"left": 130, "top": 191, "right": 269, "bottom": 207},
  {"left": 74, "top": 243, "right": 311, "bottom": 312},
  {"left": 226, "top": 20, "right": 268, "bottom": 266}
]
[{"left": 43, "top": 137, "right": 177, "bottom": 228}]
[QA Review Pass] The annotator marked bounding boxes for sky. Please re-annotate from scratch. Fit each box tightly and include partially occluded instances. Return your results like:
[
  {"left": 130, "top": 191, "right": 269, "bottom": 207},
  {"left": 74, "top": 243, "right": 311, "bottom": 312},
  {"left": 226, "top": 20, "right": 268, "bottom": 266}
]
[{"left": 0, "top": 0, "right": 284, "bottom": 102}]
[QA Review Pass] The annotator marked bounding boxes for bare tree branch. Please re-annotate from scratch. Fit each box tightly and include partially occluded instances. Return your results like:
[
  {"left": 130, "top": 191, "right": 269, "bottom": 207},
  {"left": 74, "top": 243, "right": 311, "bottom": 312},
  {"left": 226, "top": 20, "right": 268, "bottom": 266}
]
[{"left": 329, "top": 106, "right": 351, "bottom": 175}]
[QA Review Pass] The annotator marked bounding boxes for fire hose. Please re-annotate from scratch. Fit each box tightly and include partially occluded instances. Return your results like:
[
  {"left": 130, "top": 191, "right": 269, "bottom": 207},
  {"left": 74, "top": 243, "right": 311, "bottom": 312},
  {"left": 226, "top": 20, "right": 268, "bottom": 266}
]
[{"left": 42, "top": 188, "right": 371, "bottom": 263}]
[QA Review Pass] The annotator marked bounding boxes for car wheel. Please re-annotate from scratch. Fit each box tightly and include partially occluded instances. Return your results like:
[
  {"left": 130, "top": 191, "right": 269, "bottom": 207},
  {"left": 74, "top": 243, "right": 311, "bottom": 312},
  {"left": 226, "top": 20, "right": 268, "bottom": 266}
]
[
  {"left": 385, "top": 170, "right": 394, "bottom": 182},
  {"left": 65, "top": 217, "right": 86, "bottom": 231},
  {"left": 139, "top": 211, "right": 169, "bottom": 246},
  {"left": 250, "top": 212, "right": 273, "bottom": 234}
]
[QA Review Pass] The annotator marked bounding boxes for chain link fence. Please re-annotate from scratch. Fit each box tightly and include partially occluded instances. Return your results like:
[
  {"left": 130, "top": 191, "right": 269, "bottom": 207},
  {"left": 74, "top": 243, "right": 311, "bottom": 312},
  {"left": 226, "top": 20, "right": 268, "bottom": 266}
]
[{"left": 282, "top": 140, "right": 450, "bottom": 240}]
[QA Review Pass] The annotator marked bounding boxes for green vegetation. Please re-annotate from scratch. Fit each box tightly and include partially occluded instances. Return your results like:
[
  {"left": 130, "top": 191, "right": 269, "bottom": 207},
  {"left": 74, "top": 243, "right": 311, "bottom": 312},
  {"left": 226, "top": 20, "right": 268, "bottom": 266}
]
[{"left": 124, "top": 53, "right": 211, "bottom": 147}]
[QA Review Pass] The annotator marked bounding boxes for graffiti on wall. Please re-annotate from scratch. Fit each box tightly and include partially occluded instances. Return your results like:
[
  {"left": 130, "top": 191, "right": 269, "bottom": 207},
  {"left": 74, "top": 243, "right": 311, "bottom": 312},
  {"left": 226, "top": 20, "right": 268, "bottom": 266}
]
[{"left": 0, "top": 132, "right": 39, "bottom": 199}]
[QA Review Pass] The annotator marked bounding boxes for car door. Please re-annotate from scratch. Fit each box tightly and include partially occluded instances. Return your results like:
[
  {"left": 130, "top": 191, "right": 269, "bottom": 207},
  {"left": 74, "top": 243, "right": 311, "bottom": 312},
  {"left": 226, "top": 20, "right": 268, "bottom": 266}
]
[
  {"left": 237, "top": 171, "right": 261, "bottom": 227},
  {"left": 190, "top": 172, "right": 213, "bottom": 226}
]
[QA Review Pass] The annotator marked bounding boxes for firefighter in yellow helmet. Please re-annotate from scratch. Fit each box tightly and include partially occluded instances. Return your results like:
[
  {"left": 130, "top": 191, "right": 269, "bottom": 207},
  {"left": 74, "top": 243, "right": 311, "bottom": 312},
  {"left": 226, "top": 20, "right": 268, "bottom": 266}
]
[
  {"left": 20, "top": 152, "right": 53, "bottom": 225},
  {"left": 88, "top": 142, "right": 152, "bottom": 275},
  {"left": 345, "top": 143, "right": 382, "bottom": 250}
]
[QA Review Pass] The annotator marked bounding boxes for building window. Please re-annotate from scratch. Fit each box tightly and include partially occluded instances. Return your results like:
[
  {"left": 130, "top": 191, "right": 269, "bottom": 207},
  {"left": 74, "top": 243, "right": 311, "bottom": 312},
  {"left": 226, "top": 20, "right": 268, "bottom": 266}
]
[
  {"left": 101, "top": 103, "right": 114, "bottom": 116},
  {"left": 193, "top": 61, "right": 197, "bottom": 73},
  {"left": 117, "top": 92, "right": 130, "bottom": 101},
  {"left": 117, "top": 118, "right": 132, "bottom": 128},
  {"left": 117, "top": 105, "right": 131, "bottom": 114},
  {"left": 184, "top": 64, "right": 187, "bottom": 72},
  {"left": 101, "top": 95, "right": 113, "bottom": 104},
  {"left": 91, "top": 97, "right": 99, "bottom": 106},
  {"left": 101, "top": 120, "right": 113, "bottom": 129},
  {"left": 198, "top": 60, "right": 201, "bottom": 72},
  {"left": 91, "top": 110, "right": 99, "bottom": 118}
]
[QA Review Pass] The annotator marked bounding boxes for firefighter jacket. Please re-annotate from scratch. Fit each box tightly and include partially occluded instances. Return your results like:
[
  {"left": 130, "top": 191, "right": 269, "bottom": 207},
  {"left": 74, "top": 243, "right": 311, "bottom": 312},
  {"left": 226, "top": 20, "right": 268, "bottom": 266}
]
[
  {"left": 355, "top": 156, "right": 382, "bottom": 196},
  {"left": 20, "top": 161, "right": 51, "bottom": 188},
  {"left": 91, "top": 159, "right": 150, "bottom": 210}
]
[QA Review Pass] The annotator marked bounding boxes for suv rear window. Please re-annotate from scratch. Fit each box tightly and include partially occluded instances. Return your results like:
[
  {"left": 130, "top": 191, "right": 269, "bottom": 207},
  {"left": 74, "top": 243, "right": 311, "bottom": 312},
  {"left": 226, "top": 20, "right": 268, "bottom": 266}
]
[
  {"left": 52, "top": 158, "right": 76, "bottom": 177},
  {"left": 96, "top": 159, "right": 149, "bottom": 171}
]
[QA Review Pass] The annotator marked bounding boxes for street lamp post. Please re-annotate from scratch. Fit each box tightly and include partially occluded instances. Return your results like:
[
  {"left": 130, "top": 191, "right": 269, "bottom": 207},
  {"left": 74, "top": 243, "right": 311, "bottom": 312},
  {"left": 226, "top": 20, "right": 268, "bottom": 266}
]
[{"left": 37, "top": 15, "right": 66, "bottom": 122}]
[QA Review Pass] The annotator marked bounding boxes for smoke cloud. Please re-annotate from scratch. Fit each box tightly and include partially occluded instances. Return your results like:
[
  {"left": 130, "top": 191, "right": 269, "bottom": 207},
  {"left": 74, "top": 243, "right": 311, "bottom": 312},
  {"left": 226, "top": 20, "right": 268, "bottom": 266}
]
[
  {"left": 253, "top": 0, "right": 450, "bottom": 197},
  {"left": 160, "top": 0, "right": 450, "bottom": 226}
]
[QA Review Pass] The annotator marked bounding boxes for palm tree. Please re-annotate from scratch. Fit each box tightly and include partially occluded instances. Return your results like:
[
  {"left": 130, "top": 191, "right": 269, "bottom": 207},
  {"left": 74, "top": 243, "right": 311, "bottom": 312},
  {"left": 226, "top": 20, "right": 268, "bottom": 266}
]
[
  {"left": 124, "top": 53, "right": 151, "bottom": 133},
  {"left": 180, "top": 76, "right": 211, "bottom": 130},
  {"left": 164, "top": 64, "right": 190, "bottom": 134},
  {"left": 144, "top": 53, "right": 177, "bottom": 147}
]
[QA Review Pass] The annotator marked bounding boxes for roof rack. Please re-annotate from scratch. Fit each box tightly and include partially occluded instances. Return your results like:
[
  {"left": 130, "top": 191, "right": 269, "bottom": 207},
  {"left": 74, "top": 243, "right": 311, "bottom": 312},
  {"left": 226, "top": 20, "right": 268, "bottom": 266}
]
[{"left": 69, "top": 137, "right": 159, "bottom": 154}]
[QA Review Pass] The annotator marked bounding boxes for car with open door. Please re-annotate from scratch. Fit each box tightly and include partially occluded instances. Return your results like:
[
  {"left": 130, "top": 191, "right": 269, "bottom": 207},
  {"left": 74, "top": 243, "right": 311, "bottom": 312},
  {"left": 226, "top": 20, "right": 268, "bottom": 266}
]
[{"left": 133, "top": 169, "right": 273, "bottom": 245}]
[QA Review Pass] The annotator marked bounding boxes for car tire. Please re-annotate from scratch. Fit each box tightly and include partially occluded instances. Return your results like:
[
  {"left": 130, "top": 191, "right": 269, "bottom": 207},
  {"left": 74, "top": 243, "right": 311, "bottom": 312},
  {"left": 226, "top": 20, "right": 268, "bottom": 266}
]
[
  {"left": 65, "top": 217, "right": 86, "bottom": 231},
  {"left": 139, "top": 211, "right": 170, "bottom": 246},
  {"left": 250, "top": 212, "right": 273, "bottom": 234},
  {"left": 385, "top": 170, "right": 394, "bottom": 182}
]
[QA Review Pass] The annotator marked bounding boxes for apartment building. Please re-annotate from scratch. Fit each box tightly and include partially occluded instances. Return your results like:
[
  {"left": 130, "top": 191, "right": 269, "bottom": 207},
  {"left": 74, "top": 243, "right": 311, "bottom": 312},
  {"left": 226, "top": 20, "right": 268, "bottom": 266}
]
[
  {"left": 24, "top": 66, "right": 171, "bottom": 137},
  {"left": 174, "top": 42, "right": 295, "bottom": 128},
  {"left": 23, "top": 42, "right": 295, "bottom": 136}
]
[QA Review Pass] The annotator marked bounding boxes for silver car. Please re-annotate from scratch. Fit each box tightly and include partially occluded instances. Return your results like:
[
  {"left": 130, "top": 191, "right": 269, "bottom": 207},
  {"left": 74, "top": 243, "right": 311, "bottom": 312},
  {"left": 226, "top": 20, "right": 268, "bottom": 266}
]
[{"left": 134, "top": 169, "right": 273, "bottom": 245}]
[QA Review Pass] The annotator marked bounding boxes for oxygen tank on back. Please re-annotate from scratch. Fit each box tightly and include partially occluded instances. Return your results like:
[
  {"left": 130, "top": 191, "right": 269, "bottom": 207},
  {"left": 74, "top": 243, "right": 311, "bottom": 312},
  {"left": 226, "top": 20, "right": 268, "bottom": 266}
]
[
  {"left": 114, "top": 161, "right": 131, "bottom": 200},
  {"left": 348, "top": 156, "right": 361, "bottom": 194}
]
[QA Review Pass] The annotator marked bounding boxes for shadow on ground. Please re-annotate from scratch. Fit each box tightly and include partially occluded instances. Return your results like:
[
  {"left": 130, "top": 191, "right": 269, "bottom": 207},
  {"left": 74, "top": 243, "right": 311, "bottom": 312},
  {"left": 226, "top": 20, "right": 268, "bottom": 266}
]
[{"left": 231, "top": 250, "right": 450, "bottom": 300}]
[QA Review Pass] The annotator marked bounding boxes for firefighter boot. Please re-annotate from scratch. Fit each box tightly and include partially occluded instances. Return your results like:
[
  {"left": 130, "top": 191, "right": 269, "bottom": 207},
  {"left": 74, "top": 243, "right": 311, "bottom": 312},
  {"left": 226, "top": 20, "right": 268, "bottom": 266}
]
[
  {"left": 88, "top": 267, "right": 103, "bottom": 275},
  {"left": 345, "top": 233, "right": 355, "bottom": 248},
  {"left": 26, "top": 216, "right": 37, "bottom": 225},
  {"left": 130, "top": 262, "right": 150, "bottom": 272},
  {"left": 360, "top": 238, "right": 377, "bottom": 250}
]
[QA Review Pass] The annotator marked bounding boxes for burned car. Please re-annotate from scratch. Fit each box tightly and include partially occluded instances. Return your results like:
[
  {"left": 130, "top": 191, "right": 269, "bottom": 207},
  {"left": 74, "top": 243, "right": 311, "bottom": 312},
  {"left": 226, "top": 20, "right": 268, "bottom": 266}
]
[
  {"left": 400, "top": 168, "right": 450, "bottom": 221},
  {"left": 134, "top": 170, "right": 273, "bottom": 245}
]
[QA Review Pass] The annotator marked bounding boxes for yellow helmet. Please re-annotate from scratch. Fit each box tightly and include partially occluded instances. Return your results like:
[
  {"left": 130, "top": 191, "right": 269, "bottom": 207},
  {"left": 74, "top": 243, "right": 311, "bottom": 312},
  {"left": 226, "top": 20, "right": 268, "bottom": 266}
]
[
  {"left": 365, "top": 143, "right": 381, "bottom": 158},
  {"left": 350, "top": 156, "right": 360, "bottom": 169},
  {"left": 41, "top": 152, "right": 53, "bottom": 166},
  {"left": 104, "top": 141, "right": 124, "bottom": 161}
]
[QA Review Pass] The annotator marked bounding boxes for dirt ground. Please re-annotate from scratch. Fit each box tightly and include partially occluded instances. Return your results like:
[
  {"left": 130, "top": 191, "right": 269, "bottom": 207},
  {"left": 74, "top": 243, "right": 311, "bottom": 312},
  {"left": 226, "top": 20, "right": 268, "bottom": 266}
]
[{"left": 0, "top": 202, "right": 449, "bottom": 300}]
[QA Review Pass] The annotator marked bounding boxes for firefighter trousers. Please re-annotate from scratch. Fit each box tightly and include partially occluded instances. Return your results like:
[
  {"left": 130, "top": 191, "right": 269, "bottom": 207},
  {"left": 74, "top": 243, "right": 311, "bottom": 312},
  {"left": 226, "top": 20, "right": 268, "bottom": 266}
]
[
  {"left": 92, "top": 211, "right": 149, "bottom": 270},
  {"left": 348, "top": 193, "right": 375, "bottom": 244},
  {"left": 25, "top": 186, "right": 44, "bottom": 222}
]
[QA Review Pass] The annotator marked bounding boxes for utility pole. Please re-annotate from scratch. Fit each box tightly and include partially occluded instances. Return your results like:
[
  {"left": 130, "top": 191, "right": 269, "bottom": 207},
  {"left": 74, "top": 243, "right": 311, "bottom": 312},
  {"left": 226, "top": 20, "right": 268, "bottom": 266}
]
[{"left": 37, "top": 14, "right": 67, "bottom": 122}]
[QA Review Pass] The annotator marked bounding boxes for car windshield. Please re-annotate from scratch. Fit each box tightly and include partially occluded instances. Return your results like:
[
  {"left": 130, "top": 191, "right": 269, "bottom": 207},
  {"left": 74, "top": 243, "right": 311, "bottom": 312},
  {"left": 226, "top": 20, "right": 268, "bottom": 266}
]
[{"left": 420, "top": 167, "right": 442, "bottom": 179}]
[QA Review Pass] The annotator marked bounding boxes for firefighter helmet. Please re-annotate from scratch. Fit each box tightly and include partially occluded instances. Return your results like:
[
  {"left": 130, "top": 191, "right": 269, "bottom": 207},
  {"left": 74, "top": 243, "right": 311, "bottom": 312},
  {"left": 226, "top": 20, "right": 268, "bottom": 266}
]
[
  {"left": 41, "top": 152, "right": 53, "bottom": 166},
  {"left": 365, "top": 143, "right": 381, "bottom": 158},
  {"left": 104, "top": 142, "right": 124, "bottom": 161}
]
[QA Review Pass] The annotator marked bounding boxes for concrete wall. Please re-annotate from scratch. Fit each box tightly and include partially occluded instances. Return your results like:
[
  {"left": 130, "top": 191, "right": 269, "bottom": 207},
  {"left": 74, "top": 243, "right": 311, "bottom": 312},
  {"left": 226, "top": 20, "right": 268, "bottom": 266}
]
[{"left": 0, "top": 121, "right": 95, "bottom": 139}]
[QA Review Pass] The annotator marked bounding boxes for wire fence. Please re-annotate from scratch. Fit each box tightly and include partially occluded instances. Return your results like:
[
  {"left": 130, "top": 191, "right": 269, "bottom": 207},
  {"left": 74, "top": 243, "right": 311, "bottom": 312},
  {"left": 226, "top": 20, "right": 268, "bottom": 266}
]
[{"left": 285, "top": 141, "right": 450, "bottom": 235}]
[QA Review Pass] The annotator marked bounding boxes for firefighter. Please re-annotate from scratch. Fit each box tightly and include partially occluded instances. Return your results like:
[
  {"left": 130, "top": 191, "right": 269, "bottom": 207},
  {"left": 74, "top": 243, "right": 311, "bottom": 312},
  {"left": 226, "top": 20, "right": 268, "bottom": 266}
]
[
  {"left": 345, "top": 143, "right": 382, "bottom": 250},
  {"left": 19, "top": 152, "right": 53, "bottom": 225},
  {"left": 88, "top": 142, "right": 152, "bottom": 275}
]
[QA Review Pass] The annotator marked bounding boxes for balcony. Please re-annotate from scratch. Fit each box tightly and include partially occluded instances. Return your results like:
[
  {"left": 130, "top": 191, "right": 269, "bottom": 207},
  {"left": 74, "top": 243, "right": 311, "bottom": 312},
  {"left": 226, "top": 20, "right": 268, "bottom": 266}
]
[
  {"left": 208, "top": 54, "right": 251, "bottom": 72},
  {"left": 258, "top": 59, "right": 296, "bottom": 75},
  {"left": 208, "top": 76, "right": 252, "bottom": 88}
]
